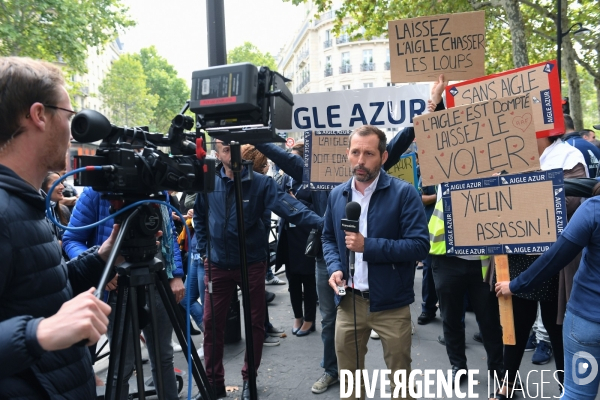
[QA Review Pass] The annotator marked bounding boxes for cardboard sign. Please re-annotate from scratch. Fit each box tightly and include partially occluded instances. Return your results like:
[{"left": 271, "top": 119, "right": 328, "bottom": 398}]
[
  {"left": 387, "top": 153, "right": 418, "bottom": 189},
  {"left": 442, "top": 169, "right": 566, "bottom": 255},
  {"left": 292, "top": 85, "right": 429, "bottom": 132},
  {"left": 388, "top": 11, "right": 485, "bottom": 83},
  {"left": 303, "top": 131, "right": 351, "bottom": 190},
  {"left": 446, "top": 60, "right": 564, "bottom": 138},
  {"left": 414, "top": 93, "right": 540, "bottom": 186}
]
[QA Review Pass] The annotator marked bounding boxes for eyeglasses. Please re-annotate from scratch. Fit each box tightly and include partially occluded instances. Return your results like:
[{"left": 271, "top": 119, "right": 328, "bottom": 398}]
[{"left": 44, "top": 104, "right": 77, "bottom": 121}]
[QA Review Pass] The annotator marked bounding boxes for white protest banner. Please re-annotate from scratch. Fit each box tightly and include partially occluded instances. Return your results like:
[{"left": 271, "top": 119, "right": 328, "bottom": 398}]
[
  {"left": 292, "top": 85, "right": 429, "bottom": 133},
  {"left": 388, "top": 11, "right": 486, "bottom": 83}
]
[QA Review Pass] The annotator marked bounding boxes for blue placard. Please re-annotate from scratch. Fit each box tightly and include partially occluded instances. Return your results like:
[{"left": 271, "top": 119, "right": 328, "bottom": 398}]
[
  {"left": 387, "top": 153, "right": 419, "bottom": 190},
  {"left": 443, "top": 169, "right": 566, "bottom": 255}
]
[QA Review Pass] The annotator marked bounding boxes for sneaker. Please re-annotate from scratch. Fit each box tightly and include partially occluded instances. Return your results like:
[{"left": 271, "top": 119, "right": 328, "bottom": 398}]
[
  {"left": 171, "top": 340, "right": 182, "bottom": 353},
  {"left": 525, "top": 332, "right": 537, "bottom": 351},
  {"left": 532, "top": 340, "right": 552, "bottom": 365},
  {"left": 266, "top": 325, "right": 285, "bottom": 337},
  {"left": 370, "top": 330, "right": 380, "bottom": 339},
  {"left": 197, "top": 346, "right": 204, "bottom": 359},
  {"left": 266, "top": 275, "right": 286, "bottom": 285},
  {"left": 264, "top": 336, "right": 280, "bottom": 346},
  {"left": 312, "top": 373, "right": 339, "bottom": 394},
  {"left": 417, "top": 312, "right": 436, "bottom": 325}
]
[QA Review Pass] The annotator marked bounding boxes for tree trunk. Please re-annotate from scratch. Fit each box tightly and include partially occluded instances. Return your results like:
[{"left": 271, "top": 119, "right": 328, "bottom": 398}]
[
  {"left": 595, "top": 78, "right": 600, "bottom": 127},
  {"left": 561, "top": 0, "right": 584, "bottom": 131},
  {"left": 501, "top": 0, "right": 529, "bottom": 68}
]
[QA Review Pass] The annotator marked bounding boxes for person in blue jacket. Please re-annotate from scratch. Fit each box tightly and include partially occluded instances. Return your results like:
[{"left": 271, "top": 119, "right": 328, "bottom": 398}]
[
  {"left": 254, "top": 85, "right": 439, "bottom": 395},
  {"left": 496, "top": 184, "right": 600, "bottom": 400},
  {"left": 63, "top": 187, "right": 184, "bottom": 399},
  {"left": 323, "top": 125, "right": 430, "bottom": 399},
  {"left": 194, "top": 140, "right": 322, "bottom": 400},
  {"left": 563, "top": 114, "right": 600, "bottom": 177}
]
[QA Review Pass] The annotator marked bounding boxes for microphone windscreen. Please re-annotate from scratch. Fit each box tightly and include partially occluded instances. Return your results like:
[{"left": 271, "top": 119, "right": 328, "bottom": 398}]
[{"left": 345, "top": 201, "right": 361, "bottom": 221}]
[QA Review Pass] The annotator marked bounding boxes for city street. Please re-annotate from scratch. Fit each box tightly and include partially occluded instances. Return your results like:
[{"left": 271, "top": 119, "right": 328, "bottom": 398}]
[{"left": 92, "top": 266, "right": 579, "bottom": 399}]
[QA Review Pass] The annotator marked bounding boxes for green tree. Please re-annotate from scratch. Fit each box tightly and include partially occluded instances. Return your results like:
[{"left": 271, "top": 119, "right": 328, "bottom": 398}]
[
  {"left": 0, "top": 0, "right": 135, "bottom": 73},
  {"left": 132, "top": 46, "right": 190, "bottom": 132},
  {"left": 286, "top": 0, "right": 595, "bottom": 129},
  {"left": 227, "top": 42, "right": 277, "bottom": 70},
  {"left": 99, "top": 55, "right": 158, "bottom": 127}
]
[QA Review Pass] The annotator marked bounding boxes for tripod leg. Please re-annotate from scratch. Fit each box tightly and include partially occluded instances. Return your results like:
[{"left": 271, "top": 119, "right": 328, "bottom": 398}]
[
  {"left": 147, "top": 283, "right": 166, "bottom": 400},
  {"left": 155, "top": 270, "right": 214, "bottom": 400},
  {"left": 105, "top": 278, "right": 128, "bottom": 400},
  {"left": 129, "top": 285, "right": 148, "bottom": 400}
]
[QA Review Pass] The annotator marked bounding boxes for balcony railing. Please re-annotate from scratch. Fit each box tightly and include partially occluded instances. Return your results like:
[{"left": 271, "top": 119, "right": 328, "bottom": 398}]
[
  {"left": 324, "top": 67, "right": 333, "bottom": 77},
  {"left": 384, "top": 61, "right": 390, "bottom": 71},
  {"left": 296, "top": 50, "right": 309, "bottom": 68},
  {"left": 339, "top": 64, "right": 352, "bottom": 74},
  {"left": 323, "top": 39, "right": 332, "bottom": 49},
  {"left": 336, "top": 35, "right": 349, "bottom": 44},
  {"left": 297, "top": 75, "right": 310, "bottom": 92},
  {"left": 360, "top": 62, "right": 375, "bottom": 72}
]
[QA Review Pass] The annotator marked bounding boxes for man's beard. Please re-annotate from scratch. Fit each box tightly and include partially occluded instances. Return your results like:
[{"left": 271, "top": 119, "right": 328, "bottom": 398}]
[
  {"left": 352, "top": 164, "right": 380, "bottom": 182},
  {"left": 44, "top": 129, "right": 67, "bottom": 172}
]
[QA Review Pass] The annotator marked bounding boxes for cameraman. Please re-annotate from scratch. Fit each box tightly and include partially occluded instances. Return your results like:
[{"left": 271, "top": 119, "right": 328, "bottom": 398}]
[
  {"left": 194, "top": 140, "right": 322, "bottom": 400},
  {"left": 0, "top": 57, "right": 118, "bottom": 398}
]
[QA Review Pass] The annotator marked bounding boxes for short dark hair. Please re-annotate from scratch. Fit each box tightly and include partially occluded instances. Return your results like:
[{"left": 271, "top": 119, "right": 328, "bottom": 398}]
[
  {"left": 563, "top": 114, "right": 575, "bottom": 131},
  {"left": 0, "top": 57, "right": 65, "bottom": 147},
  {"left": 348, "top": 125, "right": 387, "bottom": 156},
  {"left": 291, "top": 141, "right": 304, "bottom": 158}
]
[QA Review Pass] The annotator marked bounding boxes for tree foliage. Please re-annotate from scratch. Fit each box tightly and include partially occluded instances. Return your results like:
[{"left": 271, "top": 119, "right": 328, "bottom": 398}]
[
  {"left": 227, "top": 42, "right": 277, "bottom": 70},
  {"left": 0, "top": 0, "right": 135, "bottom": 73},
  {"left": 132, "top": 46, "right": 190, "bottom": 132},
  {"left": 99, "top": 54, "right": 158, "bottom": 127}
]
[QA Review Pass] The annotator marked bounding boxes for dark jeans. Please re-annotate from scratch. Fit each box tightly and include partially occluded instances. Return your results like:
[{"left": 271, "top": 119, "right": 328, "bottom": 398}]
[
  {"left": 504, "top": 295, "right": 564, "bottom": 383},
  {"left": 421, "top": 254, "right": 438, "bottom": 316},
  {"left": 286, "top": 271, "right": 317, "bottom": 322},
  {"left": 203, "top": 261, "right": 266, "bottom": 386},
  {"left": 316, "top": 256, "right": 338, "bottom": 378},
  {"left": 431, "top": 255, "right": 504, "bottom": 374}
]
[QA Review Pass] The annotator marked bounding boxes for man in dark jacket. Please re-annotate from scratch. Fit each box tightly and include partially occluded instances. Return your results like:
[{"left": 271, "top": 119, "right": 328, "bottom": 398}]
[
  {"left": 0, "top": 57, "right": 118, "bottom": 399},
  {"left": 194, "top": 140, "right": 322, "bottom": 399},
  {"left": 323, "top": 125, "right": 430, "bottom": 399}
]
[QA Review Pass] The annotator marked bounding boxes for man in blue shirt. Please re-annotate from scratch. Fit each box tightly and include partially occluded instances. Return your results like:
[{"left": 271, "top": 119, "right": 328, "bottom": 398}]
[{"left": 563, "top": 114, "right": 600, "bottom": 177}]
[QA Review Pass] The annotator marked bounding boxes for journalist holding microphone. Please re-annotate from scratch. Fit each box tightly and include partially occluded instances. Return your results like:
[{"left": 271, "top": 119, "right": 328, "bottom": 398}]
[{"left": 322, "top": 125, "right": 430, "bottom": 399}]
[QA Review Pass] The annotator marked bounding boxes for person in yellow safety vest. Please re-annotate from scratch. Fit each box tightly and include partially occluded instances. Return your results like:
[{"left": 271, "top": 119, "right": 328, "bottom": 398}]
[{"left": 425, "top": 75, "right": 504, "bottom": 388}]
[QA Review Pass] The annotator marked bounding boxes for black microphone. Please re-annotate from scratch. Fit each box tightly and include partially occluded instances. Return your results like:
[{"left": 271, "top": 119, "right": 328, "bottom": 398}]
[{"left": 341, "top": 201, "right": 361, "bottom": 277}]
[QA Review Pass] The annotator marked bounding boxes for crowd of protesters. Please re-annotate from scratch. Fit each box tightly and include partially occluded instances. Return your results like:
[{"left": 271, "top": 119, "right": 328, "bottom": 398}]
[{"left": 3, "top": 55, "right": 600, "bottom": 400}]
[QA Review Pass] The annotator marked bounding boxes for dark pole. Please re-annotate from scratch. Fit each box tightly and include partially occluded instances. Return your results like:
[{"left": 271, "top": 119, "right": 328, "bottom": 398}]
[
  {"left": 557, "top": 0, "right": 562, "bottom": 88},
  {"left": 206, "top": 0, "right": 227, "bottom": 66}
]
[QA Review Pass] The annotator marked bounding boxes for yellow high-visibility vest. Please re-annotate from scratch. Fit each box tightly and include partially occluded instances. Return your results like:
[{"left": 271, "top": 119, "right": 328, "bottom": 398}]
[{"left": 428, "top": 197, "right": 489, "bottom": 279}]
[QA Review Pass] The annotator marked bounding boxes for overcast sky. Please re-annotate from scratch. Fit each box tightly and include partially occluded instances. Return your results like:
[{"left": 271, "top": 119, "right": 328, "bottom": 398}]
[{"left": 119, "top": 0, "right": 307, "bottom": 83}]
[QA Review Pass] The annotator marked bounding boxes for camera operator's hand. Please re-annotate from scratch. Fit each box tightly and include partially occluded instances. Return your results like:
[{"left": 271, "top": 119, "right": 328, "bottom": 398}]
[
  {"left": 186, "top": 209, "right": 194, "bottom": 220},
  {"left": 105, "top": 274, "right": 118, "bottom": 291},
  {"left": 37, "top": 288, "right": 111, "bottom": 351},
  {"left": 170, "top": 277, "right": 185, "bottom": 303},
  {"left": 98, "top": 224, "right": 125, "bottom": 265}
]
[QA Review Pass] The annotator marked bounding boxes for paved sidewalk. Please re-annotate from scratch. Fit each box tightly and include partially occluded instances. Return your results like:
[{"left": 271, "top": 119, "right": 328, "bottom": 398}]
[{"left": 95, "top": 268, "right": 569, "bottom": 399}]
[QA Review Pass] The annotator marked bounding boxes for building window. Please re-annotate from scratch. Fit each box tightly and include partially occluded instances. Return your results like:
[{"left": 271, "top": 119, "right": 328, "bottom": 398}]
[
  {"left": 340, "top": 52, "right": 351, "bottom": 74},
  {"left": 384, "top": 49, "right": 390, "bottom": 71},
  {"left": 342, "top": 84, "right": 351, "bottom": 90},
  {"left": 326, "top": 87, "right": 332, "bottom": 92},
  {"left": 363, "top": 83, "right": 373, "bottom": 88},
  {"left": 324, "top": 30, "right": 332, "bottom": 49},
  {"left": 387, "top": 82, "right": 396, "bottom": 87},
  {"left": 324, "top": 55, "right": 332, "bottom": 77}
]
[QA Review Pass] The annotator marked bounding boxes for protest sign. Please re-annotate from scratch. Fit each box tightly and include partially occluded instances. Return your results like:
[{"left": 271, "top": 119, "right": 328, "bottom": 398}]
[
  {"left": 291, "top": 85, "right": 429, "bottom": 133},
  {"left": 414, "top": 93, "right": 540, "bottom": 186},
  {"left": 446, "top": 60, "right": 564, "bottom": 138},
  {"left": 302, "top": 131, "right": 351, "bottom": 190},
  {"left": 442, "top": 169, "right": 566, "bottom": 255},
  {"left": 387, "top": 153, "right": 418, "bottom": 189},
  {"left": 387, "top": 11, "right": 485, "bottom": 83}
]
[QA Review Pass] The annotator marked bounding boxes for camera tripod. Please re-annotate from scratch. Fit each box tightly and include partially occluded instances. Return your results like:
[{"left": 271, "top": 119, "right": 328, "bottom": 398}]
[{"left": 95, "top": 200, "right": 214, "bottom": 400}]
